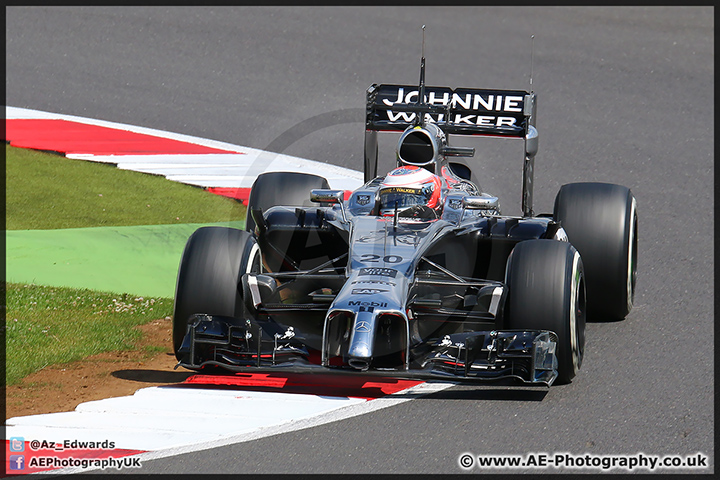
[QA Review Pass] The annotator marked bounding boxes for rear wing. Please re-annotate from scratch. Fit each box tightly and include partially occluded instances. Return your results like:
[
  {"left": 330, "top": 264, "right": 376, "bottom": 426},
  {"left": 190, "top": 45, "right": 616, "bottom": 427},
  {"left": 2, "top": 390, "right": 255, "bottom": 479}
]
[
  {"left": 363, "top": 83, "right": 540, "bottom": 217},
  {"left": 365, "top": 84, "right": 536, "bottom": 137}
]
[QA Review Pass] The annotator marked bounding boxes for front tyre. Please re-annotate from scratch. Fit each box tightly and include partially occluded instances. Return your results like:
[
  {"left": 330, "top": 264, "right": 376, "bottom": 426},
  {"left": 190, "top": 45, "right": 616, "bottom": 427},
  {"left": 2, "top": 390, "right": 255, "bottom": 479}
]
[
  {"left": 554, "top": 182, "right": 637, "bottom": 320},
  {"left": 245, "top": 171, "right": 330, "bottom": 233},
  {"left": 172, "top": 226, "right": 261, "bottom": 359},
  {"left": 504, "top": 240, "right": 586, "bottom": 384}
]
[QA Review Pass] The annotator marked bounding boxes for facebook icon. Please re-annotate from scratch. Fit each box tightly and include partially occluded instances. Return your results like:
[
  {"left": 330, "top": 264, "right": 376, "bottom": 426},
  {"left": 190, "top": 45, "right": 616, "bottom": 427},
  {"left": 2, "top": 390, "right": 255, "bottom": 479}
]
[{"left": 9, "top": 455, "right": 25, "bottom": 470}]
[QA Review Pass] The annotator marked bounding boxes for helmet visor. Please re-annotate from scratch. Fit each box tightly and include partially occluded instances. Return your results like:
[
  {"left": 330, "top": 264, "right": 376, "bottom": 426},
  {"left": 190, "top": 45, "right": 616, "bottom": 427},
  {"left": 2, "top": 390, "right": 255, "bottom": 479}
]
[{"left": 379, "top": 186, "right": 431, "bottom": 212}]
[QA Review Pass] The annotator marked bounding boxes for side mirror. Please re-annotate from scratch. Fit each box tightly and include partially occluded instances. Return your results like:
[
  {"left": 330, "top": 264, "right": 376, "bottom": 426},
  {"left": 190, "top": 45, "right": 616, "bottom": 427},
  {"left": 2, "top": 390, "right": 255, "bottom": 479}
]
[
  {"left": 311, "top": 189, "right": 344, "bottom": 204},
  {"left": 463, "top": 195, "right": 499, "bottom": 211},
  {"left": 310, "top": 189, "right": 347, "bottom": 222}
]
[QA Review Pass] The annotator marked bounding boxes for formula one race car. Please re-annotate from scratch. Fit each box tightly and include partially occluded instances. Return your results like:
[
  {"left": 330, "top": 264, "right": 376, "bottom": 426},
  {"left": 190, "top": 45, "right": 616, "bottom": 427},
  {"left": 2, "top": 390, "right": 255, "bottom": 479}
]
[{"left": 172, "top": 49, "right": 637, "bottom": 386}]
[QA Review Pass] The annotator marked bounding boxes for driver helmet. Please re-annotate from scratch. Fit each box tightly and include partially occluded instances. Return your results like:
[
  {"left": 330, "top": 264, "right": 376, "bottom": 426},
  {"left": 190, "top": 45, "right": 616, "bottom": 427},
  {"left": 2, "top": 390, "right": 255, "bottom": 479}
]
[{"left": 378, "top": 166, "right": 443, "bottom": 218}]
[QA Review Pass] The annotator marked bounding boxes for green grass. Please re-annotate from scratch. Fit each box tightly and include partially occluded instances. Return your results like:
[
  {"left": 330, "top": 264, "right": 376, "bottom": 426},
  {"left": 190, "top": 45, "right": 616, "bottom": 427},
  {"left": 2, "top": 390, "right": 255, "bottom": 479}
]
[
  {"left": 4, "top": 145, "right": 248, "bottom": 385},
  {"left": 4, "top": 282, "right": 173, "bottom": 385},
  {"left": 5, "top": 144, "right": 246, "bottom": 230}
]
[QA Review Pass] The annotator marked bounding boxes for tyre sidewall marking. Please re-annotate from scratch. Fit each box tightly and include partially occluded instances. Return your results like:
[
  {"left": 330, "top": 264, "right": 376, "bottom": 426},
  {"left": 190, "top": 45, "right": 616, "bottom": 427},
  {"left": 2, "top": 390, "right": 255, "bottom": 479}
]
[
  {"left": 245, "top": 240, "right": 261, "bottom": 274},
  {"left": 569, "top": 248, "right": 582, "bottom": 374},
  {"left": 626, "top": 196, "right": 637, "bottom": 311}
]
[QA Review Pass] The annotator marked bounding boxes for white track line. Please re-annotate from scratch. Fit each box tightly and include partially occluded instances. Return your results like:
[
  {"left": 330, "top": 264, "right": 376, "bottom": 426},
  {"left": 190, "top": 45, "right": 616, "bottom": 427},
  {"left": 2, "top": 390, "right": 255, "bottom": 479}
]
[
  {"left": 30, "top": 381, "right": 455, "bottom": 475},
  {"left": 6, "top": 387, "right": 369, "bottom": 451}
]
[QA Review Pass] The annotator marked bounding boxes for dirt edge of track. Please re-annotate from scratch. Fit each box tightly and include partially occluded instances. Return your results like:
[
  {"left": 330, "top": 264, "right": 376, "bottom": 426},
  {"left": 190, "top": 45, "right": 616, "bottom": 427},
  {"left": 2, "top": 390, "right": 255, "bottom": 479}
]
[{"left": 5, "top": 317, "right": 194, "bottom": 420}]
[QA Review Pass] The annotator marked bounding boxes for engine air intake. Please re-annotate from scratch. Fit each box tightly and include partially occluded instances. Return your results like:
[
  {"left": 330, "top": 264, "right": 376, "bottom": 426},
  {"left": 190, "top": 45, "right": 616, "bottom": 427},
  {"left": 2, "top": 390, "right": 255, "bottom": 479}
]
[{"left": 399, "top": 130, "right": 435, "bottom": 166}]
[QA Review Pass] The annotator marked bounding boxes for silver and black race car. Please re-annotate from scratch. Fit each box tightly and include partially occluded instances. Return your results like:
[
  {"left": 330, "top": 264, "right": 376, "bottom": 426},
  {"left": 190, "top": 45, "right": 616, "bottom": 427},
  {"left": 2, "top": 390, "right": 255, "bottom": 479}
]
[{"left": 172, "top": 49, "right": 637, "bottom": 387}]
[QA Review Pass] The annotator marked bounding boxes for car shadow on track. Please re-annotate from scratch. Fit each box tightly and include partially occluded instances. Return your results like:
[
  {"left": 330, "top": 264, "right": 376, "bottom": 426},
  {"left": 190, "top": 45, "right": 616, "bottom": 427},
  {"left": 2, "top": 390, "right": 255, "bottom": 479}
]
[
  {"left": 111, "top": 369, "right": 195, "bottom": 384},
  {"left": 109, "top": 367, "right": 549, "bottom": 402},
  {"left": 417, "top": 385, "right": 549, "bottom": 402}
]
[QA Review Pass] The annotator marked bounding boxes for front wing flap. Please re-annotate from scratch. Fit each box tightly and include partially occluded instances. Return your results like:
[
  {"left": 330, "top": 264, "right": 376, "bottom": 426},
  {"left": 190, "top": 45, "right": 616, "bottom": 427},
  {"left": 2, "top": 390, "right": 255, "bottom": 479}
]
[{"left": 416, "top": 330, "right": 558, "bottom": 385}]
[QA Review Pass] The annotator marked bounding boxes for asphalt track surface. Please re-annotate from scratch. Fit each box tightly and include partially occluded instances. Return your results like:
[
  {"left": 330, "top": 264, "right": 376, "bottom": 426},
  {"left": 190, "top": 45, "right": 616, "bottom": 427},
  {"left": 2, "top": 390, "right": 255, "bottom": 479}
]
[{"left": 6, "top": 6, "right": 714, "bottom": 474}]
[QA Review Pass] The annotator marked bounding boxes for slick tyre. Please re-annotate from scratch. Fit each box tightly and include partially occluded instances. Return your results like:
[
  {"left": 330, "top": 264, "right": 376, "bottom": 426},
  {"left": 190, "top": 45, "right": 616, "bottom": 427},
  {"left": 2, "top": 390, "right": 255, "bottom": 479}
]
[
  {"left": 505, "top": 239, "right": 586, "bottom": 384},
  {"left": 172, "top": 226, "right": 261, "bottom": 358},
  {"left": 245, "top": 171, "right": 330, "bottom": 232},
  {"left": 553, "top": 182, "right": 637, "bottom": 320}
]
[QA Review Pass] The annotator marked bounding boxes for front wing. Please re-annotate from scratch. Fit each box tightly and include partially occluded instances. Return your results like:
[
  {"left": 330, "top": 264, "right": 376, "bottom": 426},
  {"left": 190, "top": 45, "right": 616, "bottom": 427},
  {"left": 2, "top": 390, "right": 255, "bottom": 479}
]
[{"left": 176, "top": 314, "right": 559, "bottom": 386}]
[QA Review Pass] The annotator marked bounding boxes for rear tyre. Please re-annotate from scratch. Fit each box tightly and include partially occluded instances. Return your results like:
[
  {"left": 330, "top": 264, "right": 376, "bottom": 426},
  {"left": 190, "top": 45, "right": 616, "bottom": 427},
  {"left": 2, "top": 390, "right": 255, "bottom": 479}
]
[
  {"left": 504, "top": 239, "right": 586, "bottom": 384},
  {"left": 172, "top": 226, "right": 260, "bottom": 359},
  {"left": 245, "top": 171, "right": 330, "bottom": 232},
  {"left": 553, "top": 182, "right": 637, "bottom": 320}
]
